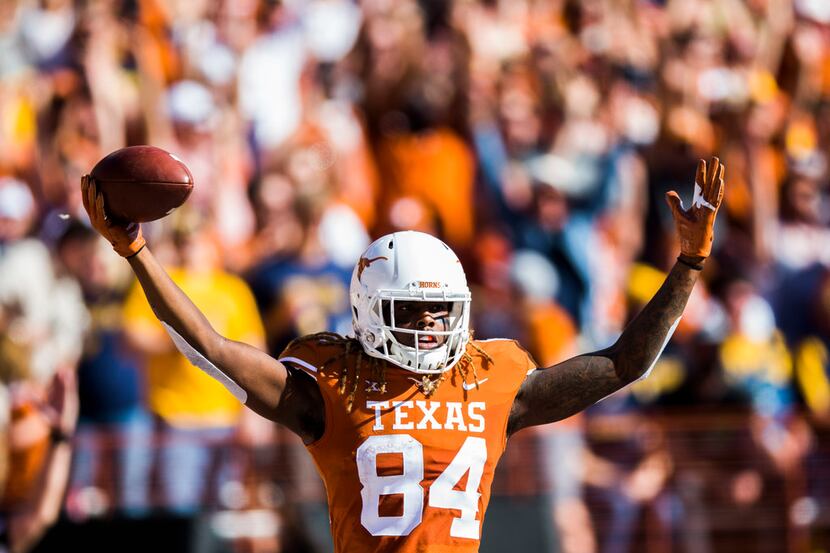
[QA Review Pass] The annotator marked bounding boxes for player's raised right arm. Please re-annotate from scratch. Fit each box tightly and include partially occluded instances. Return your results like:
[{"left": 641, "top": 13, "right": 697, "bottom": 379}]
[{"left": 81, "top": 176, "right": 323, "bottom": 443}]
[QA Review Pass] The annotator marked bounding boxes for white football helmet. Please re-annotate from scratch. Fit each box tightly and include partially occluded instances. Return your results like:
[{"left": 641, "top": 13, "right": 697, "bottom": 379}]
[{"left": 350, "top": 231, "right": 472, "bottom": 374}]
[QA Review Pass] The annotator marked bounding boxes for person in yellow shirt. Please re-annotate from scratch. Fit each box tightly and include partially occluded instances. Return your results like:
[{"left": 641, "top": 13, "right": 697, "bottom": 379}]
[{"left": 123, "top": 214, "right": 265, "bottom": 513}]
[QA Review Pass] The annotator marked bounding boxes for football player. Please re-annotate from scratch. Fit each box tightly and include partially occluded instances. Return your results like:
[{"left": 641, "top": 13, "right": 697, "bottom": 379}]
[{"left": 80, "top": 157, "right": 725, "bottom": 552}]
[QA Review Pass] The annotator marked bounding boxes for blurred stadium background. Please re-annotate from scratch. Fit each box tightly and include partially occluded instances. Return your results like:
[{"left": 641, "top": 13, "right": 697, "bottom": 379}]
[{"left": 2, "top": 0, "right": 830, "bottom": 551}]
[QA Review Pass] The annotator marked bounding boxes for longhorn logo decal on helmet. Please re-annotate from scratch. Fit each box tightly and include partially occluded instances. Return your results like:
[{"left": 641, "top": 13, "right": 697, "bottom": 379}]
[{"left": 357, "top": 256, "right": 388, "bottom": 282}]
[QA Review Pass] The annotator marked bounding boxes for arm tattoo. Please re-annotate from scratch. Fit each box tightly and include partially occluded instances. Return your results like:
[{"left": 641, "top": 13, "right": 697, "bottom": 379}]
[
  {"left": 612, "top": 262, "right": 697, "bottom": 382},
  {"left": 508, "top": 262, "right": 699, "bottom": 435}
]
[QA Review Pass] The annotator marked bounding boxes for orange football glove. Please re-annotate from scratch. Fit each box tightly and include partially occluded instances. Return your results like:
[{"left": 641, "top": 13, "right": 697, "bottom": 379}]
[
  {"left": 665, "top": 157, "right": 725, "bottom": 262},
  {"left": 80, "top": 175, "right": 146, "bottom": 257}
]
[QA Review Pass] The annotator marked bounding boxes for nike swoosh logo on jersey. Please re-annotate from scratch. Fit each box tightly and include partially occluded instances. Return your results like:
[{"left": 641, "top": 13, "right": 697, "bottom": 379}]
[{"left": 461, "top": 378, "right": 489, "bottom": 391}]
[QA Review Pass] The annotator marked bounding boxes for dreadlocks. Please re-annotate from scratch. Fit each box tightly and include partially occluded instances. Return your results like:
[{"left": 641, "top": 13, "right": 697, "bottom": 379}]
[
  {"left": 455, "top": 339, "right": 495, "bottom": 399},
  {"left": 283, "top": 332, "right": 495, "bottom": 412}
]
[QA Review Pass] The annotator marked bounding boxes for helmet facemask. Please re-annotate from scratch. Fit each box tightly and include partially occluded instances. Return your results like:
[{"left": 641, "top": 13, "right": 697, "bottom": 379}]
[{"left": 372, "top": 292, "right": 470, "bottom": 374}]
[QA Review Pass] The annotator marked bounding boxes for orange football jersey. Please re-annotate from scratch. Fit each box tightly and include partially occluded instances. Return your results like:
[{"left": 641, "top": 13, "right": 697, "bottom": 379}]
[{"left": 278, "top": 334, "right": 537, "bottom": 553}]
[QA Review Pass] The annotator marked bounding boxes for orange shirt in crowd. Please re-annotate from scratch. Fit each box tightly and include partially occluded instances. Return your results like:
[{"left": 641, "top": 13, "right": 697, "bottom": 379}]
[
  {"left": 376, "top": 128, "right": 476, "bottom": 248},
  {"left": 1, "top": 401, "right": 49, "bottom": 509}
]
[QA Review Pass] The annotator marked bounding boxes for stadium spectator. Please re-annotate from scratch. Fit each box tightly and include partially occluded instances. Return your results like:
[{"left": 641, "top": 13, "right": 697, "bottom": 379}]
[
  {"left": 0, "top": 368, "right": 78, "bottom": 553},
  {"left": 122, "top": 212, "right": 265, "bottom": 513},
  {"left": 56, "top": 220, "right": 153, "bottom": 518},
  {"left": 245, "top": 163, "right": 359, "bottom": 356}
]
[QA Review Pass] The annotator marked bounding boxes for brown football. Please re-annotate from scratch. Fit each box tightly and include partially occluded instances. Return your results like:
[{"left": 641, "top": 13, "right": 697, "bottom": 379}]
[{"left": 90, "top": 145, "right": 194, "bottom": 223}]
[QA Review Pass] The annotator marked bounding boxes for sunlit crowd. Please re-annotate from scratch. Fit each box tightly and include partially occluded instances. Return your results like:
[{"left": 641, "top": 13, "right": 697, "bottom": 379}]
[{"left": 2, "top": 0, "right": 830, "bottom": 551}]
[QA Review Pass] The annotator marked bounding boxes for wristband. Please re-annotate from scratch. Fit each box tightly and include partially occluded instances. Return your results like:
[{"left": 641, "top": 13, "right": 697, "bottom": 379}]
[
  {"left": 124, "top": 242, "right": 146, "bottom": 259},
  {"left": 677, "top": 256, "right": 705, "bottom": 271},
  {"left": 49, "top": 426, "right": 73, "bottom": 444}
]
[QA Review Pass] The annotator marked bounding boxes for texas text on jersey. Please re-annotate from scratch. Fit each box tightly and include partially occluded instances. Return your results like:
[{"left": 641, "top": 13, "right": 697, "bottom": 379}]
[{"left": 279, "top": 333, "right": 536, "bottom": 553}]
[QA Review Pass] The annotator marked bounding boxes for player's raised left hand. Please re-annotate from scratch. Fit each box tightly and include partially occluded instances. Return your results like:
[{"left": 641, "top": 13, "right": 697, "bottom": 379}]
[{"left": 665, "top": 156, "right": 725, "bottom": 262}]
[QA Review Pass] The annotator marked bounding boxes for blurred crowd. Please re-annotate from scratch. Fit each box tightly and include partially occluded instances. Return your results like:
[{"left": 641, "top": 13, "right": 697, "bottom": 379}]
[{"left": 2, "top": 0, "right": 830, "bottom": 551}]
